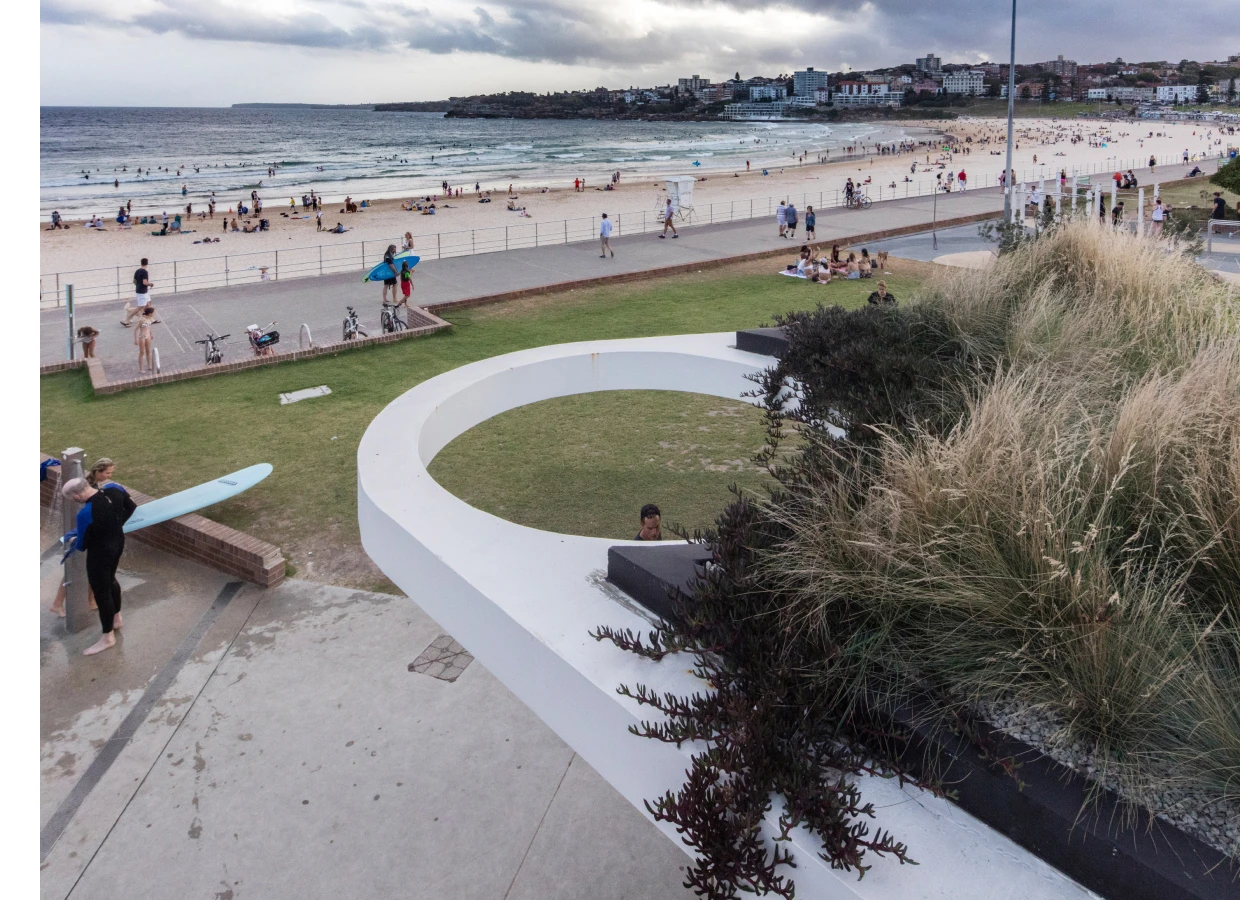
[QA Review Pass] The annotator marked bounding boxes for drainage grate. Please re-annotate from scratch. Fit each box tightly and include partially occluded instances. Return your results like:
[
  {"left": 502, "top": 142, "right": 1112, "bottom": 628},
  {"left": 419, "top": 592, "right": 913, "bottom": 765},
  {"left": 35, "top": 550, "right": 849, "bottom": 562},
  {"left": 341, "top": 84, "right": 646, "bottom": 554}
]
[{"left": 408, "top": 635, "right": 474, "bottom": 682}]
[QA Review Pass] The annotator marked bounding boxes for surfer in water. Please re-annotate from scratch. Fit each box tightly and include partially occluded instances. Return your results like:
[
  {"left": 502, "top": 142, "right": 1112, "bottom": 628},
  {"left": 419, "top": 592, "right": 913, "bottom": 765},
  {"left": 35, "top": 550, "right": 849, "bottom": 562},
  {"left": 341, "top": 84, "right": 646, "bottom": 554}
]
[{"left": 61, "top": 476, "right": 137, "bottom": 656}]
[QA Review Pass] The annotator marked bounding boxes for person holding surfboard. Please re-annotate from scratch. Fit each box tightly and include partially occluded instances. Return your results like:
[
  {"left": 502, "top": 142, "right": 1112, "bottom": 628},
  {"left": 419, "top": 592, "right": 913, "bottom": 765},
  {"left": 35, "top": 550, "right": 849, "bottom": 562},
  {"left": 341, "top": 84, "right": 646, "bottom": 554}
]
[
  {"left": 61, "top": 476, "right": 137, "bottom": 656},
  {"left": 381, "top": 245, "right": 399, "bottom": 305}
]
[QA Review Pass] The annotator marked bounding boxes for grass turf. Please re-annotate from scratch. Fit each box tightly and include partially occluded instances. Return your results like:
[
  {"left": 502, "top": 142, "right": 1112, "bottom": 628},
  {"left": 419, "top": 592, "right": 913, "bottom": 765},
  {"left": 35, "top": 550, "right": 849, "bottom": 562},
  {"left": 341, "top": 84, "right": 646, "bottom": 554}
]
[
  {"left": 40, "top": 257, "right": 928, "bottom": 588},
  {"left": 429, "top": 391, "right": 775, "bottom": 540}
]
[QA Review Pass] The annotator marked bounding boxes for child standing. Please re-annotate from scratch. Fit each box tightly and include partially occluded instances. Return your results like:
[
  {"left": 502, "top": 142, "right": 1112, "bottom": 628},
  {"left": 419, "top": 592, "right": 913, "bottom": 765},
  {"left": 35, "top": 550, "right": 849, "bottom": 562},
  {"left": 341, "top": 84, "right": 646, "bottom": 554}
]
[{"left": 399, "top": 261, "right": 413, "bottom": 307}]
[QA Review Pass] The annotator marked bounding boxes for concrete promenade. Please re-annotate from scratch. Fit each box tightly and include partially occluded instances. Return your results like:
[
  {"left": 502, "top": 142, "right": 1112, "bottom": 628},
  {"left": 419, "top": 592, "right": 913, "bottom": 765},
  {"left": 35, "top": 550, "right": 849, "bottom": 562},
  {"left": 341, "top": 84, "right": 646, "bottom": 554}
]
[
  {"left": 39, "top": 161, "right": 1197, "bottom": 380},
  {"left": 40, "top": 537, "right": 695, "bottom": 900}
]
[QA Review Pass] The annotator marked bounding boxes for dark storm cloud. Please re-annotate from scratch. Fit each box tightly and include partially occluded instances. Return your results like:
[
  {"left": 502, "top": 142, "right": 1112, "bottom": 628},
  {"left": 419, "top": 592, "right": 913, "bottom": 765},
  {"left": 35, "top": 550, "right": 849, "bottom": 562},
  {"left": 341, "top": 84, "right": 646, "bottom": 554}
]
[{"left": 41, "top": 0, "right": 1240, "bottom": 68}]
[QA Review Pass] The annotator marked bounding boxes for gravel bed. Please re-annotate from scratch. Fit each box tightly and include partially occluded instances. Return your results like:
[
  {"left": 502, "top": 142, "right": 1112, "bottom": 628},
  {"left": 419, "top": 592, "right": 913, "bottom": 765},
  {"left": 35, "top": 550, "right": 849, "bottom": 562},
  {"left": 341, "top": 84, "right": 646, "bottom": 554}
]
[{"left": 976, "top": 699, "right": 1239, "bottom": 861}]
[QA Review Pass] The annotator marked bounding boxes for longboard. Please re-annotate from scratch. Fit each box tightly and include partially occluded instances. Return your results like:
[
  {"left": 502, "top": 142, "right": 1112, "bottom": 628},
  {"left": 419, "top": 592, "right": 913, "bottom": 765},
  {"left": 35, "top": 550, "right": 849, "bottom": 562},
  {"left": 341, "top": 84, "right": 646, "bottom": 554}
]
[
  {"left": 363, "top": 253, "right": 420, "bottom": 282},
  {"left": 123, "top": 463, "right": 273, "bottom": 533}
]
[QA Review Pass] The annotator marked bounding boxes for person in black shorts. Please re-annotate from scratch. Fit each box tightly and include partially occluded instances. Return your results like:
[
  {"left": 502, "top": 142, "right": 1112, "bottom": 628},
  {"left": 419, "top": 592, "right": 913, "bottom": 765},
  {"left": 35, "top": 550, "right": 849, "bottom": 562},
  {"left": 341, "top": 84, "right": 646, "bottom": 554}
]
[
  {"left": 123, "top": 258, "right": 152, "bottom": 325},
  {"left": 61, "top": 477, "right": 137, "bottom": 656},
  {"left": 635, "top": 503, "right": 662, "bottom": 541},
  {"left": 381, "top": 244, "right": 399, "bottom": 304}
]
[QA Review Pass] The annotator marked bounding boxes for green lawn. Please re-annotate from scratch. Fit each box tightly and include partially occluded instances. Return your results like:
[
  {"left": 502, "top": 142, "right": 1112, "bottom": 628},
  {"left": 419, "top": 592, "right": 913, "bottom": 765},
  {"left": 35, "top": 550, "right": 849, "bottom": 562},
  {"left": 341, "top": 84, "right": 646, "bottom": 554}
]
[
  {"left": 40, "top": 258, "right": 928, "bottom": 589},
  {"left": 430, "top": 391, "right": 775, "bottom": 540}
]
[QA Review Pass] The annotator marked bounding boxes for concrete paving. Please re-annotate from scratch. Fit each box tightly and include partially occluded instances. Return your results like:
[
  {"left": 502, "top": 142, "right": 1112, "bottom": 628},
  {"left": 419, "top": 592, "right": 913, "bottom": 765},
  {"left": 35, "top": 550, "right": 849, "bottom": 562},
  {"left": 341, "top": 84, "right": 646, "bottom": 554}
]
[{"left": 40, "top": 535, "right": 694, "bottom": 900}]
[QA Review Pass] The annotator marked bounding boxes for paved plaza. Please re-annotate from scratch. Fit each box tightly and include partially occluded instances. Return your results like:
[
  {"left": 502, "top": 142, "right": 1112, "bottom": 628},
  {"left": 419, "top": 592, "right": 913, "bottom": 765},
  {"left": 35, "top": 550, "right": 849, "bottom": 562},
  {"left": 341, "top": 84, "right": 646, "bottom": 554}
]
[{"left": 40, "top": 536, "right": 695, "bottom": 900}]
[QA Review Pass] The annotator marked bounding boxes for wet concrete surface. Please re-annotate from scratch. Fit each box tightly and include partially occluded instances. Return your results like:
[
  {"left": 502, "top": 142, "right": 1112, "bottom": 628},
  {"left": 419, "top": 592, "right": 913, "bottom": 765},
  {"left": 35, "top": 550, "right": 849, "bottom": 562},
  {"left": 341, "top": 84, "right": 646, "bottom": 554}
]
[{"left": 39, "top": 538, "right": 694, "bottom": 900}]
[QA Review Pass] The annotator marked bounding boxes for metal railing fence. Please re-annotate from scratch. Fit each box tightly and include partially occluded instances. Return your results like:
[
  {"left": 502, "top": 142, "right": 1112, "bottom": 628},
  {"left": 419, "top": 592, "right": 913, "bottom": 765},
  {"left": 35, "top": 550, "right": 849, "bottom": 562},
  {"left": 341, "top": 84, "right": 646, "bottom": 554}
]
[{"left": 41, "top": 151, "right": 1224, "bottom": 308}]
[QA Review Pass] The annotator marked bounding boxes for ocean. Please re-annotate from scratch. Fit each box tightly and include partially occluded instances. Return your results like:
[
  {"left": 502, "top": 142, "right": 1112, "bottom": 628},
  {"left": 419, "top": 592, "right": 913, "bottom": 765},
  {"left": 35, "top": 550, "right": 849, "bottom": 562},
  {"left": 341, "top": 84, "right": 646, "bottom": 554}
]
[{"left": 41, "top": 107, "right": 929, "bottom": 219}]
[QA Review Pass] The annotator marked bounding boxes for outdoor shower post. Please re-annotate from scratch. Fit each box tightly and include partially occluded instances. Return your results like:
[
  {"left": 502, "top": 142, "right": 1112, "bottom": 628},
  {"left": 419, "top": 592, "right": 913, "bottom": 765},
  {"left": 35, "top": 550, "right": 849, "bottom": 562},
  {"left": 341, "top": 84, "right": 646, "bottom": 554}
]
[
  {"left": 60, "top": 447, "right": 92, "bottom": 634},
  {"left": 65, "top": 284, "right": 75, "bottom": 361}
]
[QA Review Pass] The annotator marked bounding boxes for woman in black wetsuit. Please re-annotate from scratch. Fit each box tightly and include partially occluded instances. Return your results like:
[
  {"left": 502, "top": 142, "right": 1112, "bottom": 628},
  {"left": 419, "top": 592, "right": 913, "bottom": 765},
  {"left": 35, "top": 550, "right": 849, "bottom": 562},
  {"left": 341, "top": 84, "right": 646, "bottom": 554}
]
[{"left": 62, "top": 477, "right": 136, "bottom": 656}]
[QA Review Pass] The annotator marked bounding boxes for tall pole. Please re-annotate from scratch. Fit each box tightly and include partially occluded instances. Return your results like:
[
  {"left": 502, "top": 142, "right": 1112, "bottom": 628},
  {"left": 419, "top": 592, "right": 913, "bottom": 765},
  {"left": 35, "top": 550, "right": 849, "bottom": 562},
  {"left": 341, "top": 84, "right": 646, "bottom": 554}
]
[
  {"left": 1002, "top": 0, "right": 1018, "bottom": 223},
  {"left": 65, "top": 284, "right": 76, "bottom": 361},
  {"left": 60, "top": 447, "right": 92, "bottom": 634}
]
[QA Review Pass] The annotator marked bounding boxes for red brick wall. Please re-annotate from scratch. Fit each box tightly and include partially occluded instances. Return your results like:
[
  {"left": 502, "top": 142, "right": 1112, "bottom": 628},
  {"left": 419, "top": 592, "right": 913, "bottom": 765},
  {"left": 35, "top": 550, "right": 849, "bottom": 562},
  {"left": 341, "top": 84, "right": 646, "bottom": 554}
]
[{"left": 41, "top": 454, "right": 284, "bottom": 588}]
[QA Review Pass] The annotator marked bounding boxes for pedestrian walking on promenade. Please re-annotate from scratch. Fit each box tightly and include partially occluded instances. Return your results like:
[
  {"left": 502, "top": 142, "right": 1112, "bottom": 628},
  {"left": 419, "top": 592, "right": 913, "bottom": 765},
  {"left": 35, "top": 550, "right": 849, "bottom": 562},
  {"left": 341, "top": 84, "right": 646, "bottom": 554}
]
[
  {"left": 599, "top": 213, "right": 614, "bottom": 258},
  {"left": 660, "top": 199, "right": 678, "bottom": 238}
]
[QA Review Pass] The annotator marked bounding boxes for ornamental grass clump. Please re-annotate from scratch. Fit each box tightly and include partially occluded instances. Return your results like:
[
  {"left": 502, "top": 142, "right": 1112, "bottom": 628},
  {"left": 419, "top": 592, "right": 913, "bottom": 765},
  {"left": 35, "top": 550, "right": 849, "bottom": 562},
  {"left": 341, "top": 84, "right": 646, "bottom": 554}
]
[{"left": 598, "top": 219, "right": 1240, "bottom": 896}]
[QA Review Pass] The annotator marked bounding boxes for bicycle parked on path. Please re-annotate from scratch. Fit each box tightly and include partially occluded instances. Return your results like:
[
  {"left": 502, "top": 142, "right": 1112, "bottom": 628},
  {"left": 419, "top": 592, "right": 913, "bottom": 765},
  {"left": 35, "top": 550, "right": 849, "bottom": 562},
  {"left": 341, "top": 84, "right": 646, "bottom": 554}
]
[
  {"left": 196, "top": 332, "right": 230, "bottom": 365},
  {"left": 343, "top": 306, "right": 367, "bottom": 341},
  {"left": 380, "top": 300, "right": 408, "bottom": 334},
  {"left": 846, "top": 193, "right": 873, "bottom": 210},
  {"left": 246, "top": 321, "right": 279, "bottom": 357}
]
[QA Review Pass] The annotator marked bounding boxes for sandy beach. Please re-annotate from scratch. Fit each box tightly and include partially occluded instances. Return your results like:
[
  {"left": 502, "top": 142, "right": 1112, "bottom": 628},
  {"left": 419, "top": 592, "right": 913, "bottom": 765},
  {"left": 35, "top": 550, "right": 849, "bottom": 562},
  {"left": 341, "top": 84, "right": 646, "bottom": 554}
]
[{"left": 40, "top": 117, "right": 1229, "bottom": 277}]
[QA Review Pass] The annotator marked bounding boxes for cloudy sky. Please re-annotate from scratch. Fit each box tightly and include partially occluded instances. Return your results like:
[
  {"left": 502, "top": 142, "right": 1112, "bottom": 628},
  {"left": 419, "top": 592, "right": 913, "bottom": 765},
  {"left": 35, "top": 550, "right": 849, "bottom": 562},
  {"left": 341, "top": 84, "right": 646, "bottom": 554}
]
[{"left": 41, "top": 0, "right": 1239, "bottom": 106}]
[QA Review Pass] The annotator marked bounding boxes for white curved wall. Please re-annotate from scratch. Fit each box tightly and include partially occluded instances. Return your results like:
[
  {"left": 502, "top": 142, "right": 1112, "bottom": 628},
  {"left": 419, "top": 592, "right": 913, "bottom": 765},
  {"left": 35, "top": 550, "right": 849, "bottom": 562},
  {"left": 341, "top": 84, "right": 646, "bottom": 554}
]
[{"left": 358, "top": 332, "right": 1090, "bottom": 900}]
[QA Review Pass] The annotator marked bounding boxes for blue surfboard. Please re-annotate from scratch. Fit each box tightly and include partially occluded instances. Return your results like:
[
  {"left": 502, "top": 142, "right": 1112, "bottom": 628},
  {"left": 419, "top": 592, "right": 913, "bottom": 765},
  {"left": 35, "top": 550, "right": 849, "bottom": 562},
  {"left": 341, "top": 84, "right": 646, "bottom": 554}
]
[
  {"left": 363, "top": 253, "right": 420, "bottom": 282},
  {"left": 123, "top": 463, "right": 273, "bottom": 533}
]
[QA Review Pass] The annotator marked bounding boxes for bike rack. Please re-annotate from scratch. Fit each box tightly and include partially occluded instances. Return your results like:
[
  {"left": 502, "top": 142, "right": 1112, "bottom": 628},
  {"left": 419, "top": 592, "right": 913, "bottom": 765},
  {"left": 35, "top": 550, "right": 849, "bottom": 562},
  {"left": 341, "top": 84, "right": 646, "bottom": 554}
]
[{"left": 300, "top": 323, "right": 313, "bottom": 349}]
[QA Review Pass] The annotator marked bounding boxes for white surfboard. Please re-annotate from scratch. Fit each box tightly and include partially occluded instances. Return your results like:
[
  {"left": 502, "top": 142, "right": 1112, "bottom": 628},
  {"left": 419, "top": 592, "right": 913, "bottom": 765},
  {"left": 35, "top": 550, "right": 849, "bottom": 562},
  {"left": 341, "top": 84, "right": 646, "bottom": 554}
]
[{"left": 123, "top": 463, "right": 273, "bottom": 533}]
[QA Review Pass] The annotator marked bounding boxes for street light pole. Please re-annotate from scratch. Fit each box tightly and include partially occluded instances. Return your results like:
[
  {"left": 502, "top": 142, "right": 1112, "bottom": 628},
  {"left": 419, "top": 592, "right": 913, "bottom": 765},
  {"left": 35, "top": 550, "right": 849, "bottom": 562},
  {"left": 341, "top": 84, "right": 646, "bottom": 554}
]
[{"left": 1003, "top": 0, "right": 1018, "bottom": 223}]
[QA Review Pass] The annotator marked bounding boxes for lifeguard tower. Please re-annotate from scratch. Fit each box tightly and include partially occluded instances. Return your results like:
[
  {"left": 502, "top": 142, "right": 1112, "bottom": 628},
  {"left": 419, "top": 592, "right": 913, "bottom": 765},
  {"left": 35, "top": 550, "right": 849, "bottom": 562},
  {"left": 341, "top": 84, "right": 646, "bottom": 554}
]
[{"left": 663, "top": 176, "right": 697, "bottom": 225}]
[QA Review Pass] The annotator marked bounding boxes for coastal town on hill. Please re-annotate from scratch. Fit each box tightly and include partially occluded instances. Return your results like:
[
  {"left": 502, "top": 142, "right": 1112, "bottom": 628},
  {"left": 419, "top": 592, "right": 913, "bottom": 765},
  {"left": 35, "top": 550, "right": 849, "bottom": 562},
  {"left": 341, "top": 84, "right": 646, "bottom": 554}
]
[{"left": 359, "top": 51, "right": 1240, "bottom": 120}]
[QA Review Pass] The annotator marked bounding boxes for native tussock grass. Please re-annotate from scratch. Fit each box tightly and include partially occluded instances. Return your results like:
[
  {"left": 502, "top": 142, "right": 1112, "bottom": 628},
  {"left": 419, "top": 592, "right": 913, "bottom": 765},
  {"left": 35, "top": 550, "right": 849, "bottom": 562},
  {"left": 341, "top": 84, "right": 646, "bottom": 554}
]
[{"left": 762, "top": 221, "right": 1240, "bottom": 813}]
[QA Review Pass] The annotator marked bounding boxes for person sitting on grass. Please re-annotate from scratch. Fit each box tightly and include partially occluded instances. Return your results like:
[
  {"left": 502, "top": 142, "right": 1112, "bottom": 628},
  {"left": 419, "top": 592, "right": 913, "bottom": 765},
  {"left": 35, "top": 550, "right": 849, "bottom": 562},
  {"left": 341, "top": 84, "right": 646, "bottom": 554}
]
[
  {"left": 635, "top": 503, "right": 662, "bottom": 541},
  {"left": 845, "top": 253, "right": 861, "bottom": 279},
  {"left": 867, "top": 281, "right": 896, "bottom": 306},
  {"left": 859, "top": 249, "right": 875, "bottom": 277},
  {"left": 810, "top": 261, "right": 832, "bottom": 284}
]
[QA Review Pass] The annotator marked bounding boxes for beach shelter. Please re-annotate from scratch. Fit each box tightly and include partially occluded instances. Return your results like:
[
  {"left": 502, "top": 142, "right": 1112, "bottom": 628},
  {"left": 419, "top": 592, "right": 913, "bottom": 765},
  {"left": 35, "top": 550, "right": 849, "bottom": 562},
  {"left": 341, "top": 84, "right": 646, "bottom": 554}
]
[{"left": 663, "top": 176, "right": 696, "bottom": 223}]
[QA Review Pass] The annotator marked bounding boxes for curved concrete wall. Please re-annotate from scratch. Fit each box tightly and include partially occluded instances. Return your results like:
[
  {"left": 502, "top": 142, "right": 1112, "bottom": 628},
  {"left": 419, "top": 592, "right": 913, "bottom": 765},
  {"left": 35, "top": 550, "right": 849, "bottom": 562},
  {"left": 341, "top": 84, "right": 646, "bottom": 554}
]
[{"left": 358, "top": 333, "right": 1090, "bottom": 900}]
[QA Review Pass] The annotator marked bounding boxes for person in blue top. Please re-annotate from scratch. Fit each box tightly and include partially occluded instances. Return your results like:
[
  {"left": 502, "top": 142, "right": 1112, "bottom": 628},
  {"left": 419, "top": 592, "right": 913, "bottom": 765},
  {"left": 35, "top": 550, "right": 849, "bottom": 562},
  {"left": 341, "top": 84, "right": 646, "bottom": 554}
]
[{"left": 61, "top": 476, "right": 136, "bottom": 656}]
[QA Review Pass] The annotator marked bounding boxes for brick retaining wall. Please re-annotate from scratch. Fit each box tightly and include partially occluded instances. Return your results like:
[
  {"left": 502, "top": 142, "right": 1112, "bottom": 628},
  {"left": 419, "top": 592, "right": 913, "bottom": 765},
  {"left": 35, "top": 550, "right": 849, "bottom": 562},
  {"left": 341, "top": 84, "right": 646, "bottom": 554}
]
[
  {"left": 41, "top": 309, "right": 451, "bottom": 392},
  {"left": 41, "top": 454, "right": 284, "bottom": 588}
]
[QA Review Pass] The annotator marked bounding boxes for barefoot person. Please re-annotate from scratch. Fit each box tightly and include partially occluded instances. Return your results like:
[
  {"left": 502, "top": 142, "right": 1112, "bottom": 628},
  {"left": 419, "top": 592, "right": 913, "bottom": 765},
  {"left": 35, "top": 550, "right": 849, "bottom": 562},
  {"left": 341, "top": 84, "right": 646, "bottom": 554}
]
[
  {"left": 381, "top": 244, "right": 399, "bottom": 304},
  {"left": 134, "top": 305, "right": 157, "bottom": 373},
  {"left": 60, "top": 476, "right": 136, "bottom": 655},
  {"left": 51, "top": 458, "right": 118, "bottom": 617}
]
